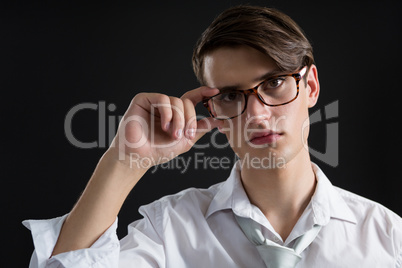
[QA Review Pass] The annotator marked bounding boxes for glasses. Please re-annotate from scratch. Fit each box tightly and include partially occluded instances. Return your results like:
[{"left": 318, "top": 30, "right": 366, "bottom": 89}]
[{"left": 203, "top": 66, "right": 308, "bottom": 120}]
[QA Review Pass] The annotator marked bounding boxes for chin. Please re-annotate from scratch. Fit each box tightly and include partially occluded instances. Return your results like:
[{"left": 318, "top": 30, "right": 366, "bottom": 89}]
[{"left": 235, "top": 146, "right": 288, "bottom": 170}]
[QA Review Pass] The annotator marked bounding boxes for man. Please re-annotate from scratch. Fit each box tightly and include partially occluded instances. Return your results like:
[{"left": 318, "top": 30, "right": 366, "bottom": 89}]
[{"left": 24, "top": 5, "right": 402, "bottom": 267}]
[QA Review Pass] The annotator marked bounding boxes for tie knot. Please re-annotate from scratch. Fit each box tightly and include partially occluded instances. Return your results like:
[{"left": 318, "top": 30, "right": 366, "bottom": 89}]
[{"left": 234, "top": 214, "right": 322, "bottom": 268}]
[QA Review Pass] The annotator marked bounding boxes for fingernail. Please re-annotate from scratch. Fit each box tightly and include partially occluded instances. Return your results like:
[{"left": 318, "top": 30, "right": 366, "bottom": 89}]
[
  {"left": 188, "top": 128, "right": 196, "bottom": 139},
  {"left": 176, "top": 129, "right": 183, "bottom": 139},
  {"left": 165, "top": 122, "right": 170, "bottom": 130}
]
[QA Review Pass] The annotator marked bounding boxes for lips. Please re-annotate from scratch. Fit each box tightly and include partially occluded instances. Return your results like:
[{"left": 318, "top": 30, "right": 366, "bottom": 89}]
[{"left": 248, "top": 130, "right": 282, "bottom": 145}]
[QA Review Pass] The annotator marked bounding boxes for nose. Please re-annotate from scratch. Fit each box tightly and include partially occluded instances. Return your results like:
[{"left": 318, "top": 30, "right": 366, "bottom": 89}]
[{"left": 244, "top": 94, "right": 272, "bottom": 122}]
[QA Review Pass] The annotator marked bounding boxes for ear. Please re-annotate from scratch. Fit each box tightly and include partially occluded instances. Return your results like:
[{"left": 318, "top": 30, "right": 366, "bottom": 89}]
[{"left": 305, "top": 64, "right": 320, "bottom": 108}]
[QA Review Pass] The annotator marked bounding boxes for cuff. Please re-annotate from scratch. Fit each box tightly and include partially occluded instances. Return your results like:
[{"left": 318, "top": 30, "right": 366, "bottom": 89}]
[{"left": 23, "top": 215, "right": 119, "bottom": 268}]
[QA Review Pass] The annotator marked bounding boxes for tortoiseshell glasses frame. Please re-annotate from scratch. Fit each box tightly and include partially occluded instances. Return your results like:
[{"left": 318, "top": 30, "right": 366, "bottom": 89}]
[{"left": 202, "top": 66, "right": 308, "bottom": 120}]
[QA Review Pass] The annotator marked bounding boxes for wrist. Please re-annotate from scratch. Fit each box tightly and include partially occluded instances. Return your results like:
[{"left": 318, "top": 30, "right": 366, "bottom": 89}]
[
  {"left": 92, "top": 148, "right": 149, "bottom": 194},
  {"left": 103, "top": 147, "right": 149, "bottom": 174}
]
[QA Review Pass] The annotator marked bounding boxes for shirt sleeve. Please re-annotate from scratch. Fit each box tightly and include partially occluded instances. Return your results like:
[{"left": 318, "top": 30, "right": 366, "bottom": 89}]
[
  {"left": 392, "top": 213, "right": 402, "bottom": 268},
  {"left": 118, "top": 201, "right": 166, "bottom": 267},
  {"left": 23, "top": 201, "right": 166, "bottom": 268},
  {"left": 22, "top": 214, "right": 120, "bottom": 268}
]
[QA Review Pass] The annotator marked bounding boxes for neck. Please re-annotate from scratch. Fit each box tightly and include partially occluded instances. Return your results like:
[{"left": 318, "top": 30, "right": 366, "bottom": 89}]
[{"left": 240, "top": 150, "right": 316, "bottom": 240}]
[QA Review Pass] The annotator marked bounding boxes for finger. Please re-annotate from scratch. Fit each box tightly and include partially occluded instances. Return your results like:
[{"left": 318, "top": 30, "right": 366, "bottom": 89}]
[
  {"left": 169, "top": 96, "right": 185, "bottom": 139},
  {"left": 134, "top": 93, "right": 173, "bottom": 131},
  {"left": 192, "top": 117, "right": 224, "bottom": 143},
  {"left": 182, "top": 98, "right": 197, "bottom": 139},
  {"left": 181, "top": 86, "right": 220, "bottom": 106}
]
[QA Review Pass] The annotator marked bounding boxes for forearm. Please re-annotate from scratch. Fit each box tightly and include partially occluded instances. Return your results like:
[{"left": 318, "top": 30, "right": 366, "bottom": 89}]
[
  {"left": 50, "top": 88, "right": 218, "bottom": 256},
  {"left": 52, "top": 148, "right": 147, "bottom": 255}
]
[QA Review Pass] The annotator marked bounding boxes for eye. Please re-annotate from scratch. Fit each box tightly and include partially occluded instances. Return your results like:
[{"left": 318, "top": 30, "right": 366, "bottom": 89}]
[
  {"left": 217, "top": 92, "right": 242, "bottom": 102},
  {"left": 263, "top": 77, "right": 285, "bottom": 90}
]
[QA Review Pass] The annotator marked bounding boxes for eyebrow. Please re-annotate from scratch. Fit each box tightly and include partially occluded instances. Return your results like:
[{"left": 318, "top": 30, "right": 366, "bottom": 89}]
[{"left": 217, "top": 69, "right": 284, "bottom": 92}]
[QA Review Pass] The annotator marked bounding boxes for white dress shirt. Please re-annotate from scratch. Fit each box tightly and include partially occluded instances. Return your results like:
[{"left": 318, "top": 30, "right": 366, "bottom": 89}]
[{"left": 23, "top": 162, "right": 402, "bottom": 267}]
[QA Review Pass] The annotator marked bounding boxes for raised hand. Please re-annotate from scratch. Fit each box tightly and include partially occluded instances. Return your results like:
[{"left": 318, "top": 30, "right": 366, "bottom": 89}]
[{"left": 109, "top": 86, "right": 222, "bottom": 169}]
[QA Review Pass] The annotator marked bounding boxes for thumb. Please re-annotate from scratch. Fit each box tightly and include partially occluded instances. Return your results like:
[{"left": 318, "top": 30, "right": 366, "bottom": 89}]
[{"left": 193, "top": 117, "right": 224, "bottom": 142}]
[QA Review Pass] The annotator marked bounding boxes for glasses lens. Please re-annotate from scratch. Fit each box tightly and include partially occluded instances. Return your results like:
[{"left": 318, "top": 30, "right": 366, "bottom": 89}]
[
  {"left": 209, "top": 92, "right": 245, "bottom": 119},
  {"left": 257, "top": 76, "right": 298, "bottom": 105},
  {"left": 207, "top": 75, "right": 299, "bottom": 119}
]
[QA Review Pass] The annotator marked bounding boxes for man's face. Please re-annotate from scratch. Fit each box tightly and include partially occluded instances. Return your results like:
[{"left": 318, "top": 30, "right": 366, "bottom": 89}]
[{"left": 203, "top": 45, "right": 319, "bottom": 167}]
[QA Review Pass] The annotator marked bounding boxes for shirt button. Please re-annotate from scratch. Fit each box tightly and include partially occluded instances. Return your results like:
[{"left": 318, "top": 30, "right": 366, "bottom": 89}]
[{"left": 273, "top": 237, "right": 280, "bottom": 243}]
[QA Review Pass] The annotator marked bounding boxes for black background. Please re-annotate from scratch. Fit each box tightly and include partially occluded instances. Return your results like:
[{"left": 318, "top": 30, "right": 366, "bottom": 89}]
[{"left": 1, "top": 0, "right": 401, "bottom": 266}]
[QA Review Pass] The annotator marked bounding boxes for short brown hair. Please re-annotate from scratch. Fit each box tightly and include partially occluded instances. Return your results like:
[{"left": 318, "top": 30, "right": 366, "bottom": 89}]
[{"left": 192, "top": 5, "right": 314, "bottom": 84}]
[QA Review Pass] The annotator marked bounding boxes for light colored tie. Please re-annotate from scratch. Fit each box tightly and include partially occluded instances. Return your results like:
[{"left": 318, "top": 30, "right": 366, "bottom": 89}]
[{"left": 235, "top": 215, "right": 321, "bottom": 268}]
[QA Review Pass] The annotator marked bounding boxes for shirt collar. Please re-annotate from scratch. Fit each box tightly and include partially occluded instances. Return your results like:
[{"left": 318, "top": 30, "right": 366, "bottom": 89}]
[
  {"left": 205, "top": 161, "right": 242, "bottom": 218},
  {"left": 205, "top": 161, "right": 357, "bottom": 226},
  {"left": 311, "top": 163, "right": 357, "bottom": 225}
]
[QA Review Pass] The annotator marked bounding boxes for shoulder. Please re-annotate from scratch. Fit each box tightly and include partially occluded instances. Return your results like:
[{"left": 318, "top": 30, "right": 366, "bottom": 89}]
[
  {"left": 138, "top": 181, "right": 225, "bottom": 218},
  {"left": 335, "top": 186, "right": 402, "bottom": 225},
  {"left": 335, "top": 186, "right": 402, "bottom": 253}
]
